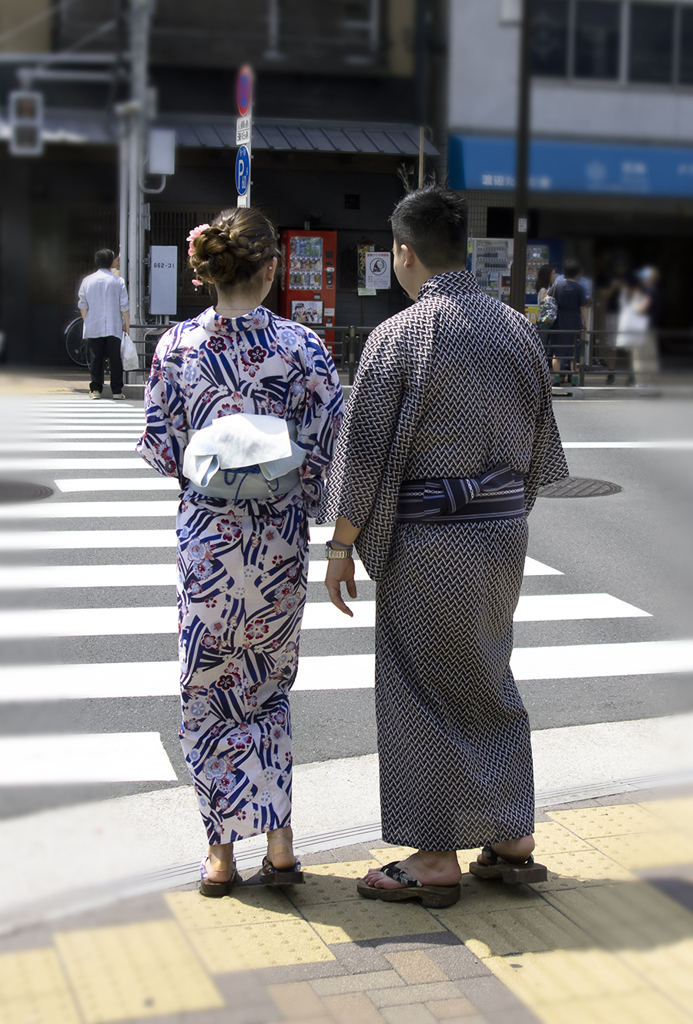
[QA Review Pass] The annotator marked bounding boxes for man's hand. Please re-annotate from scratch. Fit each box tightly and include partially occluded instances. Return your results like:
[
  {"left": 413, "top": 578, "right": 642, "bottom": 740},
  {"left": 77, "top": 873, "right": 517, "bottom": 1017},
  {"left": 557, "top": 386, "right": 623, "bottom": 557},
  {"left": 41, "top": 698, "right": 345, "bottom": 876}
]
[{"left": 325, "top": 557, "right": 357, "bottom": 616}]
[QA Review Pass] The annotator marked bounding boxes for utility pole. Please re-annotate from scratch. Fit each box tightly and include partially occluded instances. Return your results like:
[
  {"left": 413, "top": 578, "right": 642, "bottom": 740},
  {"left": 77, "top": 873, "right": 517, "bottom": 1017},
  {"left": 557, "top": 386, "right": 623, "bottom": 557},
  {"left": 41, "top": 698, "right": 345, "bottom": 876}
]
[
  {"left": 126, "top": 0, "right": 153, "bottom": 327},
  {"left": 510, "top": 0, "right": 531, "bottom": 314}
]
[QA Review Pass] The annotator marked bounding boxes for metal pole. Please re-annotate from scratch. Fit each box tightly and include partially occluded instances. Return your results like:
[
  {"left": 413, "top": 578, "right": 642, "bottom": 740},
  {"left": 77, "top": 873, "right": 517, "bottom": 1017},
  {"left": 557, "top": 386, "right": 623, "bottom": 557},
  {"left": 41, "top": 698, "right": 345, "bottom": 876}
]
[
  {"left": 118, "top": 123, "right": 128, "bottom": 282},
  {"left": 418, "top": 126, "right": 425, "bottom": 188},
  {"left": 510, "top": 0, "right": 531, "bottom": 314},
  {"left": 126, "top": 0, "right": 152, "bottom": 325}
]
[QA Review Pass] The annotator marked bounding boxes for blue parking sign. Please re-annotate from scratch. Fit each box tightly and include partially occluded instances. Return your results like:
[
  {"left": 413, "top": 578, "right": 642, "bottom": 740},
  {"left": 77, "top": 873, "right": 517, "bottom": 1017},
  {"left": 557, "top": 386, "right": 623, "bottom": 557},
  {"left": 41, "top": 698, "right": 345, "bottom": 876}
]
[{"left": 235, "top": 145, "right": 250, "bottom": 196}]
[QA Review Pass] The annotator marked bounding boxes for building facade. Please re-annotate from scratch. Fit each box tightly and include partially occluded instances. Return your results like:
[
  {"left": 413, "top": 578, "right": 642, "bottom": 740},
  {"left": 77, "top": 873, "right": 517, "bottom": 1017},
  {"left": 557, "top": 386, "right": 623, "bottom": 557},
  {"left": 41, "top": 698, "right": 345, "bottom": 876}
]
[
  {"left": 0, "top": 0, "right": 448, "bottom": 365},
  {"left": 448, "top": 0, "right": 693, "bottom": 360}
]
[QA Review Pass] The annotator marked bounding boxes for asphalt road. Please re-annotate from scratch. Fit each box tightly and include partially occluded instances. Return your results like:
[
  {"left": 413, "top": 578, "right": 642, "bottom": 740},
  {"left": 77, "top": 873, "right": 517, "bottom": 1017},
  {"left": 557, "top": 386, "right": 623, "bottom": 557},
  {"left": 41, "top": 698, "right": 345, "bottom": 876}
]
[{"left": 0, "top": 393, "right": 691, "bottom": 819}]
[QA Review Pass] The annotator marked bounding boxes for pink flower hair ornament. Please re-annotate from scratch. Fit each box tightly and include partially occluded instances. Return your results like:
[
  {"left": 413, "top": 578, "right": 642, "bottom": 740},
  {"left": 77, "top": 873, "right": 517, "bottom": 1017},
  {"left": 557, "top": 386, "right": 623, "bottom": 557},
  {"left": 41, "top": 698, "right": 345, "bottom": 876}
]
[{"left": 187, "top": 223, "right": 210, "bottom": 288}]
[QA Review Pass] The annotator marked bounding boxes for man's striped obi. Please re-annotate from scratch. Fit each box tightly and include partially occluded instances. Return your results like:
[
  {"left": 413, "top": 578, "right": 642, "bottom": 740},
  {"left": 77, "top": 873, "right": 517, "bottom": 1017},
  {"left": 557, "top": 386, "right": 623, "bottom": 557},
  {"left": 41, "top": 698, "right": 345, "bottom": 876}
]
[{"left": 395, "top": 465, "right": 525, "bottom": 524}]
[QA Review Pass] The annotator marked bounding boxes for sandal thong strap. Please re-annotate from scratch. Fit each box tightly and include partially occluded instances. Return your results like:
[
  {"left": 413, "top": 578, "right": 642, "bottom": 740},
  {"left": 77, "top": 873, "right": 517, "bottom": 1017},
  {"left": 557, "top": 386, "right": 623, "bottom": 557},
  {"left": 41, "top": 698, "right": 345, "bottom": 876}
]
[
  {"left": 200, "top": 856, "right": 236, "bottom": 882},
  {"left": 380, "top": 861, "right": 423, "bottom": 888}
]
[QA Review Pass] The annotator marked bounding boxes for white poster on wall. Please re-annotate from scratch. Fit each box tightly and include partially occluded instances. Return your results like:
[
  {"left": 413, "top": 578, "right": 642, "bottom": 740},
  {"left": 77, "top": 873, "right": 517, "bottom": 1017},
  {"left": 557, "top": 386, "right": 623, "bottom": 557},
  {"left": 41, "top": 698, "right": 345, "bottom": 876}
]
[{"left": 364, "top": 251, "right": 391, "bottom": 290}]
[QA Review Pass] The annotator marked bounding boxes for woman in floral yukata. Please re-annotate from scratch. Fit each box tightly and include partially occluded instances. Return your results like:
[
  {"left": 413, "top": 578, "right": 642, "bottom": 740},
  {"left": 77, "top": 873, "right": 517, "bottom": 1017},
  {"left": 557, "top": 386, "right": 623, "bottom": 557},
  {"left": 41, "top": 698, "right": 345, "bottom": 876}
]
[{"left": 136, "top": 208, "right": 344, "bottom": 896}]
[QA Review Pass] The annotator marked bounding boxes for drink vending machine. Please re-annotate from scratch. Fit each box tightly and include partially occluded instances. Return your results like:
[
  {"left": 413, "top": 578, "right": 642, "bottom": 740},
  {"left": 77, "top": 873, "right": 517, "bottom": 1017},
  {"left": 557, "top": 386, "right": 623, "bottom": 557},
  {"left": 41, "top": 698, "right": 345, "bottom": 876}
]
[{"left": 280, "top": 229, "right": 337, "bottom": 351}]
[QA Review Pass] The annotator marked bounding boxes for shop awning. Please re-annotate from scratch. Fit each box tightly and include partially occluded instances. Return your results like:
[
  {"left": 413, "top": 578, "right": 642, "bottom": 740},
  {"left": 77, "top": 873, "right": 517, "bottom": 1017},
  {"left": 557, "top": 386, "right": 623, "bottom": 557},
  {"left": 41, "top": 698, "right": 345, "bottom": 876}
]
[
  {"left": 0, "top": 108, "right": 438, "bottom": 157},
  {"left": 449, "top": 134, "right": 693, "bottom": 198},
  {"left": 165, "top": 117, "right": 439, "bottom": 156}
]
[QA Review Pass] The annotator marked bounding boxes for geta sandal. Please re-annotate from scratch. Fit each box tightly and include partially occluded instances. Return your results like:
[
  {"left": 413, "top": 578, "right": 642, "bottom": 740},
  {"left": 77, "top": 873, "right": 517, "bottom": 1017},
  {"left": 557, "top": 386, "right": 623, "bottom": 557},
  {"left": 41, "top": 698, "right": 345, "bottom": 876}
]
[
  {"left": 356, "top": 861, "right": 461, "bottom": 908},
  {"left": 261, "top": 855, "right": 304, "bottom": 885},
  {"left": 199, "top": 856, "right": 237, "bottom": 898},
  {"left": 469, "top": 845, "right": 547, "bottom": 884}
]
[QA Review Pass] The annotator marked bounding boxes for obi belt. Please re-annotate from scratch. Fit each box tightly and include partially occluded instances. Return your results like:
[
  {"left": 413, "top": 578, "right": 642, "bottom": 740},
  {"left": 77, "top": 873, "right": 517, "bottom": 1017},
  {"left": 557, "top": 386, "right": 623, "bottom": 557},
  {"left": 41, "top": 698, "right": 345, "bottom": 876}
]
[{"left": 395, "top": 466, "right": 525, "bottom": 524}]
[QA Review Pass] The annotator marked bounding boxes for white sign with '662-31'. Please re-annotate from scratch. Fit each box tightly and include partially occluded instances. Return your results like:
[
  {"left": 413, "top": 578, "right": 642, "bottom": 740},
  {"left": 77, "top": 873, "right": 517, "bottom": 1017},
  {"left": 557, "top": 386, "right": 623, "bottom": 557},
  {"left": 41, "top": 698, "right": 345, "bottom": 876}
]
[{"left": 236, "top": 117, "right": 251, "bottom": 147}]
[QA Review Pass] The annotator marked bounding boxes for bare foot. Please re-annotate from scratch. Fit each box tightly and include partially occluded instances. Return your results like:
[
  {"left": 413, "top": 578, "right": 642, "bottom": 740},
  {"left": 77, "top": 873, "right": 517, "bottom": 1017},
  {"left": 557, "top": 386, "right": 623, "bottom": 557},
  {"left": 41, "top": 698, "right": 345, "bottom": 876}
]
[
  {"left": 477, "top": 834, "right": 535, "bottom": 866},
  {"left": 267, "top": 826, "right": 296, "bottom": 870},
  {"left": 363, "top": 850, "right": 461, "bottom": 890},
  {"left": 206, "top": 841, "right": 234, "bottom": 882}
]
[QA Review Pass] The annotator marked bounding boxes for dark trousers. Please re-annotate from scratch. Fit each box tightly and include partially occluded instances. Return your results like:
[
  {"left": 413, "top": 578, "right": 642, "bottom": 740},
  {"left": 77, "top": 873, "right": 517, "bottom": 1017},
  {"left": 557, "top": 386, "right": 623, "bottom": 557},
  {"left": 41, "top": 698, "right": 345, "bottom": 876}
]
[{"left": 88, "top": 336, "right": 123, "bottom": 394}]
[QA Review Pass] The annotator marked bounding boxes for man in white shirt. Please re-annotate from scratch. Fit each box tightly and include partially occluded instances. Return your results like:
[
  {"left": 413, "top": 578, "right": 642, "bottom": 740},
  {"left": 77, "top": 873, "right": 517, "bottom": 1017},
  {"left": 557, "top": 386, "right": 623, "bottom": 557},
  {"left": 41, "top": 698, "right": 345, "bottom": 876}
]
[{"left": 78, "top": 248, "right": 130, "bottom": 400}]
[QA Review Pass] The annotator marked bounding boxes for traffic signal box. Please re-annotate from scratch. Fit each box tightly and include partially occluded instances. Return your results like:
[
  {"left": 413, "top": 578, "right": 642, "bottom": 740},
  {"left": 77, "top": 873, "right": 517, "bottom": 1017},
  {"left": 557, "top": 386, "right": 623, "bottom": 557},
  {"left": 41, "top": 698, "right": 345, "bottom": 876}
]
[{"left": 8, "top": 91, "right": 44, "bottom": 157}]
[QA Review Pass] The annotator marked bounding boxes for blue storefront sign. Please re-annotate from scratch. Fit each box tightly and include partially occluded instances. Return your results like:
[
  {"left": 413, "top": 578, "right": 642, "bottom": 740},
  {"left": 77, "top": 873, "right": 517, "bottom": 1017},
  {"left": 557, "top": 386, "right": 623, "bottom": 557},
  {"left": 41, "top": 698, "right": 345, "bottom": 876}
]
[{"left": 449, "top": 134, "right": 693, "bottom": 198}]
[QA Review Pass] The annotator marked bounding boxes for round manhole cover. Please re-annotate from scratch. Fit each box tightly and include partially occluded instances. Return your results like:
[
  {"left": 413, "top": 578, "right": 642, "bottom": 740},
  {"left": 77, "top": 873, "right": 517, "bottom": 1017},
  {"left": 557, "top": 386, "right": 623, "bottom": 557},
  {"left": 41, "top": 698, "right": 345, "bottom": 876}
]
[
  {"left": 539, "top": 477, "right": 622, "bottom": 498},
  {"left": 0, "top": 481, "right": 54, "bottom": 504}
]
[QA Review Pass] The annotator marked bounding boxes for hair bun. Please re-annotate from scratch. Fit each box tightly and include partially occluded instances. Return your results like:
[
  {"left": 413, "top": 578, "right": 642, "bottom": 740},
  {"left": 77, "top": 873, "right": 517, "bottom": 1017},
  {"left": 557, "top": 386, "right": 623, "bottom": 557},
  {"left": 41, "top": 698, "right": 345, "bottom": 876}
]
[{"left": 189, "top": 210, "right": 280, "bottom": 287}]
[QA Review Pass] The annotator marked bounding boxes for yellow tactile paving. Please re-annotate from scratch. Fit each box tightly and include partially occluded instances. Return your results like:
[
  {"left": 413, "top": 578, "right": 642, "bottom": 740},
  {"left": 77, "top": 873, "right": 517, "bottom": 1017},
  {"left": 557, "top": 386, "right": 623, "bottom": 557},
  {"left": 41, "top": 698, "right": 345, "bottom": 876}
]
[
  {"left": 0, "top": 948, "right": 80, "bottom": 1024},
  {"left": 588, "top": 830, "right": 693, "bottom": 869},
  {"left": 54, "top": 920, "right": 223, "bottom": 1023},
  {"left": 369, "top": 846, "right": 417, "bottom": 863},
  {"left": 532, "top": 821, "right": 594, "bottom": 854},
  {"left": 304, "top": 897, "right": 445, "bottom": 944},
  {"left": 543, "top": 882, "right": 693, "bottom": 949},
  {"left": 166, "top": 885, "right": 301, "bottom": 928},
  {"left": 641, "top": 796, "right": 693, "bottom": 834},
  {"left": 431, "top": 902, "right": 590, "bottom": 959},
  {"left": 186, "top": 918, "right": 335, "bottom": 973},
  {"left": 533, "top": 849, "right": 636, "bottom": 890},
  {"left": 286, "top": 860, "right": 381, "bottom": 906},
  {"left": 548, "top": 804, "right": 665, "bottom": 837}
]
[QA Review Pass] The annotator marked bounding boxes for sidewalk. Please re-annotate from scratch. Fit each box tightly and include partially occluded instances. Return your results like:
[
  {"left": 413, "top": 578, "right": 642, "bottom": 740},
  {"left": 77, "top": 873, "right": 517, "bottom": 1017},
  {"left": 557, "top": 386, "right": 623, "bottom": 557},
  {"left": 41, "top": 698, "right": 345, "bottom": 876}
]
[{"left": 1, "top": 788, "right": 692, "bottom": 1024}]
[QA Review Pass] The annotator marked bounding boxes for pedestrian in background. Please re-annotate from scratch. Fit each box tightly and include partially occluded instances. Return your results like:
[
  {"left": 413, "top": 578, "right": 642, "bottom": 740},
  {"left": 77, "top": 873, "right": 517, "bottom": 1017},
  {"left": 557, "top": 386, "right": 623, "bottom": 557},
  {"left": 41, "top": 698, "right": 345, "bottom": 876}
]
[
  {"left": 78, "top": 248, "right": 130, "bottom": 400},
  {"left": 548, "top": 259, "right": 587, "bottom": 382},
  {"left": 535, "top": 263, "right": 557, "bottom": 351},
  {"left": 137, "top": 208, "right": 343, "bottom": 896},
  {"left": 322, "top": 186, "right": 568, "bottom": 907},
  {"left": 616, "top": 270, "right": 659, "bottom": 387}
]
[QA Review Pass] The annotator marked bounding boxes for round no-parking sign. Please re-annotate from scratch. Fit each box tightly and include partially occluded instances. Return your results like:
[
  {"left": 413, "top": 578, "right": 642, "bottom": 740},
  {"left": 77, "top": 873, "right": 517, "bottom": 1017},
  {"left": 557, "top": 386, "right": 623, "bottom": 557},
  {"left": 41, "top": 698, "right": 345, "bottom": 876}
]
[
  {"left": 235, "top": 145, "right": 250, "bottom": 196},
  {"left": 237, "top": 66, "right": 253, "bottom": 118}
]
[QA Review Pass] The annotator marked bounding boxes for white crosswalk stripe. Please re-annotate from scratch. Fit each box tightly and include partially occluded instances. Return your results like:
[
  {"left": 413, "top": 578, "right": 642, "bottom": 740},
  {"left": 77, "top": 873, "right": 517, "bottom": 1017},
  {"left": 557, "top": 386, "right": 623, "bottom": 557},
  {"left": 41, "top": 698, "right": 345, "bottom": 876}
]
[{"left": 0, "top": 397, "right": 686, "bottom": 795}]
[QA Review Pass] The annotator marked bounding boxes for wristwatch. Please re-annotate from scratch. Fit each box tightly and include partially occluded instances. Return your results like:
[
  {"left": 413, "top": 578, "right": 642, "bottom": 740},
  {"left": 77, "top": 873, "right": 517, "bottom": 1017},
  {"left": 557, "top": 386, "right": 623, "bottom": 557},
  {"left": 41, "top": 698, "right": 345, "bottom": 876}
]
[{"left": 325, "top": 541, "right": 353, "bottom": 559}]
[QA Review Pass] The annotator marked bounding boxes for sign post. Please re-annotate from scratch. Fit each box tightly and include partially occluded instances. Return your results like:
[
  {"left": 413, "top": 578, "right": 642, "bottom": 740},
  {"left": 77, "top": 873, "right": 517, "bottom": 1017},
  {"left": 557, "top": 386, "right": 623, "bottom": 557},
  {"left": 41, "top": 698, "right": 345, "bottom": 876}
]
[{"left": 236, "top": 65, "right": 253, "bottom": 207}]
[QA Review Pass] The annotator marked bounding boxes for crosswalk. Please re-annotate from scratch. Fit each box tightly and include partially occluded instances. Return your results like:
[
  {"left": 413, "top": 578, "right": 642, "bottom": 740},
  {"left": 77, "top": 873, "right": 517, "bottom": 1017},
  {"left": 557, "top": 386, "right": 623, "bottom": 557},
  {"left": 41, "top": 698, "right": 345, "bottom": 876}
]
[{"left": 0, "top": 396, "right": 691, "bottom": 808}]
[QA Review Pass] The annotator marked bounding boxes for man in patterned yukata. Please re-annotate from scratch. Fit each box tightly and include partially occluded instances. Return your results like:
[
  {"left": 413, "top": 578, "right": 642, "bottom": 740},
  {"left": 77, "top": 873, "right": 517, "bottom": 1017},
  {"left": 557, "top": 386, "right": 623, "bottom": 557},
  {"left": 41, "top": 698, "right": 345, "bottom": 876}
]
[{"left": 322, "top": 186, "right": 568, "bottom": 906}]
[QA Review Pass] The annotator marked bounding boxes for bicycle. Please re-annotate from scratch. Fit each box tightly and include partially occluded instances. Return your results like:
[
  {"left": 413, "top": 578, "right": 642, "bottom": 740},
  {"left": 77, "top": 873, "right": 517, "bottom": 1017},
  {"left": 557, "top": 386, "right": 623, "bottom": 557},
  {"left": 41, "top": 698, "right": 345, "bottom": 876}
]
[{"left": 64, "top": 315, "right": 89, "bottom": 366}]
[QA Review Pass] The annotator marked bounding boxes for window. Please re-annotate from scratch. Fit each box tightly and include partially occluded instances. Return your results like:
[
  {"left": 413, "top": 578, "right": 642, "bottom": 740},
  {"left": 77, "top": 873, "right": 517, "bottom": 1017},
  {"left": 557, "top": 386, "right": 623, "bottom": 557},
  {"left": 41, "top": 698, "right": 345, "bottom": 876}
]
[
  {"left": 629, "top": 3, "right": 675, "bottom": 83},
  {"left": 575, "top": 1, "right": 620, "bottom": 78},
  {"left": 680, "top": 7, "right": 693, "bottom": 84},
  {"left": 529, "top": 0, "right": 569, "bottom": 76}
]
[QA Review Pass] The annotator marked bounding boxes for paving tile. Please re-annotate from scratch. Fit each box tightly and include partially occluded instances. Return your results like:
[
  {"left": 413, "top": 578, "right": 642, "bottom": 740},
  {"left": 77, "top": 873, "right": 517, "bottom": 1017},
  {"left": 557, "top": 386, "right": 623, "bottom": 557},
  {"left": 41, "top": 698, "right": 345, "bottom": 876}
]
[
  {"left": 212, "top": 970, "right": 282, "bottom": 1023},
  {"left": 311, "top": 970, "right": 404, "bottom": 995},
  {"left": 165, "top": 886, "right": 300, "bottom": 930},
  {"left": 425, "top": 945, "right": 491, "bottom": 980},
  {"left": 328, "top": 942, "right": 393, "bottom": 975},
  {"left": 532, "top": 821, "right": 593, "bottom": 854},
  {"left": 433, "top": 1017, "right": 487, "bottom": 1024},
  {"left": 426, "top": 996, "right": 480, "bottom": 1019},
  {"left": 533, "top": 849, "right": 636, "bottom": 890},
  {"left": 304, "top": 899, "right": 445, "bottom": 944},
  {"left": 548, "top": 804, "right": 664, "bottom": 838},
  {"left": 321, "top": 991, "right": 386, "bottom": 1023},
  {"left": 267, "top": 980, "right": 327, "bottom": 1018},
  {"left": 380, "top": 1003, "right": 437, "bottom": 1024},
  {"left": 542, "top": 880, "right": 693, "bottom": 950},
  {"left": 640, "top": 796, "right": 693, "bottom": 833},
  {"left": 54, "top": 919, "right": 223, "bottom": 1022},
  {"left": 384, "top": 950, "right": 449, "bottom": 983},
  {"left": 369, "top": 981, "right": 462, "bottom": 1007},
  {"left": 369, "top": 846, "right": 418, "bottom": 863},
  {"left": 249, "top": 961, "right": 346, "bottom": 985},
  {"left": 0, "top": 947, "right": 80, "bottom": 1024},
  {"left": 452, "top": 878, "right": 544, "bottom": 913},
  {"left": 186, "top": 919, "right": 335, "bottom": 973},
  {"left": 286, "top": 861, "right": 381, "bottom": 907},
  {"left": 430, "top": 901, "right": 590, "bottom": 959},
  {"left": 588, "top": 830, "right": 693, "bottom": 869}
]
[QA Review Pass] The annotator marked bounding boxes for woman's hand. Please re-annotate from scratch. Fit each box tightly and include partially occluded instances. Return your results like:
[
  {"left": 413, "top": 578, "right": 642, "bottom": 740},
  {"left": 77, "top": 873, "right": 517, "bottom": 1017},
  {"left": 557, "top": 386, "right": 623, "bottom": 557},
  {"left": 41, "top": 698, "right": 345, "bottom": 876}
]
[{"left": 325, "top": 557, "right": 357, "bottom": 616}]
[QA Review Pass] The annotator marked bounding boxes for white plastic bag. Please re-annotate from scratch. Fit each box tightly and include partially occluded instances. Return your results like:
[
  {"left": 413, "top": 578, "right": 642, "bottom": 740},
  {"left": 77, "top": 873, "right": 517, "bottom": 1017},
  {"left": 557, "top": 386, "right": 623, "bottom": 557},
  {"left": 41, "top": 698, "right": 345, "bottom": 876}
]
[{"left": 121, "top": 332, "right": 139, "bottom": 371}]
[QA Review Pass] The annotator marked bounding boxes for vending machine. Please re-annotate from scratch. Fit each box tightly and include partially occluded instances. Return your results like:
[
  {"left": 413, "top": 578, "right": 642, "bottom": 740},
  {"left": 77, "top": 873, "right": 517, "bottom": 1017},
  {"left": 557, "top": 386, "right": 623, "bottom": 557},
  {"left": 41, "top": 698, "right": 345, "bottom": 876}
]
[{"left": 280, "top": 229, "right": 337, "bottom": 351}]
